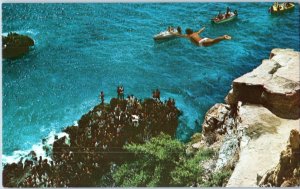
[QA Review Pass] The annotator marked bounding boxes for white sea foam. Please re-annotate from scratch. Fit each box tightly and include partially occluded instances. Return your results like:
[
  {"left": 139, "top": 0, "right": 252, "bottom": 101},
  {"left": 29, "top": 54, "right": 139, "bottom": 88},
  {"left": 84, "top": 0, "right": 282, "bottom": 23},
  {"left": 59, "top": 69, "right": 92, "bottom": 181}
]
[
  {"left": 2, "top": 29, "right": 40, "bottom": 47},
  {"left": 2, "top": 29, "right": 39, "bottom": 37},
  {"left": 2, "top": 131, "right": 69, "bottom": 166}
]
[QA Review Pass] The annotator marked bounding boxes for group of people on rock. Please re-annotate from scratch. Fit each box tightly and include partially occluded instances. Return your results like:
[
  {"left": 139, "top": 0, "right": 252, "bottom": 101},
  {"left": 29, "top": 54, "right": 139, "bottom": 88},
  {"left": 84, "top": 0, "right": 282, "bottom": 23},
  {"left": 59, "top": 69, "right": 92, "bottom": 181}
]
[
  {"left": 3, "top": 153, "right": 71, "bottom": 187},
  {"left": 3, "top": 86, "right": 180, "bottom": 187},
  {"left": 100, "top": 87, "right": 163, "bottom": 104},
  {"left": 152, "top": 89, "right": 161, "bottom": 100}
]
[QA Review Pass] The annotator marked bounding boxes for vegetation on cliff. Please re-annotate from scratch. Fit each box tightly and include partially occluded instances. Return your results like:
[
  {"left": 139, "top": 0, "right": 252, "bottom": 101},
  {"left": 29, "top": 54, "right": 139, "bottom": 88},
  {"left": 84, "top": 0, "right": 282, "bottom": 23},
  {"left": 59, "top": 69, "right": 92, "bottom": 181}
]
[{"left": 112, "top": 133, "right": 231, "bottom": 187}]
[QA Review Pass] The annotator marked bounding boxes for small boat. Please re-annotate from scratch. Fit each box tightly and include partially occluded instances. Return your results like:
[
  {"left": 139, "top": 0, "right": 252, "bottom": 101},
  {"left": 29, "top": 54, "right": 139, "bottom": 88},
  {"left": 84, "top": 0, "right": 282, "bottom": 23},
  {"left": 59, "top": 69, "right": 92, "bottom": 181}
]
[
  {"left": 269, "top": 2, "right": 295, "bottom": 14},
  {"left": 211, "top": 11, "right": 238, "bottom": 24},
  {"left": 153, "top": 28, "right": 179, "bottom": 41}
]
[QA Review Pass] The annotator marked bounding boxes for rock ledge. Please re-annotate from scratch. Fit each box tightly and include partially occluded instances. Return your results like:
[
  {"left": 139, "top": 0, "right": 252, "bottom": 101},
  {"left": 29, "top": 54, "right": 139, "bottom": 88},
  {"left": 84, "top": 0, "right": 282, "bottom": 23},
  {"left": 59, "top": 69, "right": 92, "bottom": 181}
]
[{"left": 226, "top": 48, "right": 300, "bottom": 119}]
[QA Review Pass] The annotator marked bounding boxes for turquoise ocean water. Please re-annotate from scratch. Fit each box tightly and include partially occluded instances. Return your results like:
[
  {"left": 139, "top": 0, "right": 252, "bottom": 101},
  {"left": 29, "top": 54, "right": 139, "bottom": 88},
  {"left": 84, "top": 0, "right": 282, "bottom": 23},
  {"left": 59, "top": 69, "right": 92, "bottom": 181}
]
[{"left": 2, "top": 3, "right": 300, "bottom": 157}]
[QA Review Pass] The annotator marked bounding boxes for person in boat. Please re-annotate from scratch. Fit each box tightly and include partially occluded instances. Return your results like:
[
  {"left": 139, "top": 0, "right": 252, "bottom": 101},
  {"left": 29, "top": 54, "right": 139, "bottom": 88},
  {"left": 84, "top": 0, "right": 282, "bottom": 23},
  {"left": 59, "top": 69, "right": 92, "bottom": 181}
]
[
  {"left": 217, "top": 11, "right": 223, "bottom": 20},
  {"left": 276, "top": 2, "right": 281, "bottom": 11},
  {"left": 177, "top": 26, "right": 182, "bottom": 34},
  {"left": 226, "top": 7, "right": 231, "bottom": 18},
  {"left": 285, "top": 2, "right": 292, "bottom": 8},
  {"left": 270, "top": 2, "right": 278, "bottom": 12},
  {"left": 170, "top": 27, "right": 231, "bottom": 47},
  {"left": 167, "top": 26, "right": 174, "bottom": 32}
]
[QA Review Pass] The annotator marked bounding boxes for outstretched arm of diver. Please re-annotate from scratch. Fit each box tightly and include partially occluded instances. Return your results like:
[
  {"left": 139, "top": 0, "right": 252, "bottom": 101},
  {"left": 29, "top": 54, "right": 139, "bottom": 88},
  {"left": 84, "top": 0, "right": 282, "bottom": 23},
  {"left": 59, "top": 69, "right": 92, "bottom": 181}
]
[{"left": 197, "top": 27, "right": 205, "bottom": 34}]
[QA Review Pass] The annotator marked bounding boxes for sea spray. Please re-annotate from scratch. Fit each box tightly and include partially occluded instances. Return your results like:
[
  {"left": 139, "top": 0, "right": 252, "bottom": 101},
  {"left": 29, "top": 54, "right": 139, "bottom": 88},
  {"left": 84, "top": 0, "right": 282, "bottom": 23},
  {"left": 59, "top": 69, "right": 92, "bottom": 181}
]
[{"left": 2, "top": 131, "right": 70, "bottom": 166}]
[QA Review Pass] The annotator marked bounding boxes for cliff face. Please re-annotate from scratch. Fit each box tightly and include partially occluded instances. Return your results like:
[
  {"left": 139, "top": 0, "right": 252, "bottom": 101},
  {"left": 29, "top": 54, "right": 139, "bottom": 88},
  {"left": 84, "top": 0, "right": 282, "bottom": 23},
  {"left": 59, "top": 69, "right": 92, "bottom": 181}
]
[
  {"left": 226, "top": 48, "right": 300, "bottom": 119},
  {"left": 191, "top": 48, "right": 300, "bottom": 187},
  {"left": 226, "top": 105, "right": 299, "bottom": 187},
  {"left": 258, "top": 129, "right": 300, "bottom": 187}
]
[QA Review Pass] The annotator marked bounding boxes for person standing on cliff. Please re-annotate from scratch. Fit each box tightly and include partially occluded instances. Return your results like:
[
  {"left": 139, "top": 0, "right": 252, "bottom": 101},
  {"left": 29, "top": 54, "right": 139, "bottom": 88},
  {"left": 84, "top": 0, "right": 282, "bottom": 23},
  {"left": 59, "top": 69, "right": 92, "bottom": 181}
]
[
  {"left": 120, "top": 85, "right": 124, "bottom": 100},
  {"left": 99, "top": 91, "right": 104, "bottom": 105},
  {"left": 152, "top": 90, "right": 156, "bottom": 99},
  {"left": 170, "top": 27, "right": 231, "bottom": 47},
  {"left": 156, "top": 89, "right": 161, "bottom": 101},
  {"left": 117, "top": 86, "right": 121, "bottom": 99}
]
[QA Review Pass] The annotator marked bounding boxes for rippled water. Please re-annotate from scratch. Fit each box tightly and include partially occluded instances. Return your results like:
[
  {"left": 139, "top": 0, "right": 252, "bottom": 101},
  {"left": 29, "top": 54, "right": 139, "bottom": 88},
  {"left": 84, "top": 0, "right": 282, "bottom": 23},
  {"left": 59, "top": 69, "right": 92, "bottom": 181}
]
[{"left": 2, "top": 3, "right": 300, "bottom": 156}]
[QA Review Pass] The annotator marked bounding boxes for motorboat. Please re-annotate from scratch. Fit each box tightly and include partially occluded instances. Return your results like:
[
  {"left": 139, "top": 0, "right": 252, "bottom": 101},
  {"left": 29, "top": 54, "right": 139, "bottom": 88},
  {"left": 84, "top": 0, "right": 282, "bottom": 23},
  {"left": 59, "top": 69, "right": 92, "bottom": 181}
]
[{"left": 211, "top": 11, "right": 238, "bottom": 24}]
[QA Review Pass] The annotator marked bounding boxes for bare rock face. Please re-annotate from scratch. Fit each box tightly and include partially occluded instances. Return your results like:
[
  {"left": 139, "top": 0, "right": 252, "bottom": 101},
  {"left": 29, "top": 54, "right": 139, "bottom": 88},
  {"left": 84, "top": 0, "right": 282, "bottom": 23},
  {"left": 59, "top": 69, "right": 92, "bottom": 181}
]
[
  {"left": 226, "top": 48, "right": 300, "bottom": 119},
  {"left": 214, "top": 134, "right": 239, "bottom": 171},
  {"left": 200, "top": 103, "right": 240, "bottom": 171},
  {"left": 226, "top": 104, "right": 299, "bottom": 187},
  {"left": 258, "top": 129, "right": 300, "bottom": 187},
  {"left": 289, "top": 129, "right": 300, "bottom": 150},
  {"left": 201, "top": 103, "right": 231, "bottom": 144}
]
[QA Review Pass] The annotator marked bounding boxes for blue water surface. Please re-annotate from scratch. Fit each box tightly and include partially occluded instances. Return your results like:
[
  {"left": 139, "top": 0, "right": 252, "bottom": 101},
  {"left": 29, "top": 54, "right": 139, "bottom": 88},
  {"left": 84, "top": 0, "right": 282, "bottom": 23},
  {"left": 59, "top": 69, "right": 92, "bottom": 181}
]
[{"left": 2, "top": 3, "right": 300, "bottom": 155}]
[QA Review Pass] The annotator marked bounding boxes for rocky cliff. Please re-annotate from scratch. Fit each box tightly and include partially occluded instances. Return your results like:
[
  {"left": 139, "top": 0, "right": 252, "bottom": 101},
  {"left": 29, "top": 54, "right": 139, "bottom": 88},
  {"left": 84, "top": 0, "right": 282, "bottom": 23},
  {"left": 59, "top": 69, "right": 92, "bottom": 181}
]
[
  {"left": 226, "top": 48, "right": 300, "bottom": 119},
  {"left": 258, "top": 129, "right": 300, "bottom": 187},
  {"left": 3, "top": 96, "right": 181, "bottom": 187},
  {"left": 190, "top": 48, "right": 300, "bottom": 187}
]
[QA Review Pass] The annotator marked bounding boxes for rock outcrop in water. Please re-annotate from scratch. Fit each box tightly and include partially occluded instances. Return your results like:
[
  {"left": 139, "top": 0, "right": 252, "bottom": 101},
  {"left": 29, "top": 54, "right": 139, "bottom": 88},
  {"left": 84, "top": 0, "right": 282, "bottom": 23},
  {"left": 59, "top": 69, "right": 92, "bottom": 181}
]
[
  {"left": 3, "top": 95, "right": 180, "bottom": 187},
  {"left": 2, "top": 32, "right": 34, "bottom": 59},
  {"left": 189, "top": 48, "right": 300, "bottom": 187}
]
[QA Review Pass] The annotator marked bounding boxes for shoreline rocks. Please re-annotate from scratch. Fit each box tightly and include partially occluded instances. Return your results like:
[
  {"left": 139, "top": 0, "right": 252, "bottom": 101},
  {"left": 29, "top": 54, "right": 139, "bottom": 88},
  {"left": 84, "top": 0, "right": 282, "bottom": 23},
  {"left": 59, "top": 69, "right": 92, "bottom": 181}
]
[{"left": 2, "top": 32, "right": 34, "bottom": 59}]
